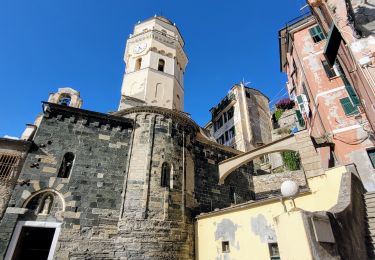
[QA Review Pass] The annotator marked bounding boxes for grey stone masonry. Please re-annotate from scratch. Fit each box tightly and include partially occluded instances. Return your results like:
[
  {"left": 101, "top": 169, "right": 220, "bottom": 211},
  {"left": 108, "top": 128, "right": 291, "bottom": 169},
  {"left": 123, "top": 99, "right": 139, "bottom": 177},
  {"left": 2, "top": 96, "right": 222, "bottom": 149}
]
[{"left": 0, "top": 105, "right": 254, "bottom": 260}]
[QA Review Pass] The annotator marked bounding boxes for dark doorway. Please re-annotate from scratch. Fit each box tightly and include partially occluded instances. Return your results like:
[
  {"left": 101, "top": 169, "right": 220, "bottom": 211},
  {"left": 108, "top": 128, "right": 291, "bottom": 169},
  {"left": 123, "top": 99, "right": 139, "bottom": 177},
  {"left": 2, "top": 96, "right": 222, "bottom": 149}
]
[{"left": 12, "top": 226, "right": 55, "bottom": 260}]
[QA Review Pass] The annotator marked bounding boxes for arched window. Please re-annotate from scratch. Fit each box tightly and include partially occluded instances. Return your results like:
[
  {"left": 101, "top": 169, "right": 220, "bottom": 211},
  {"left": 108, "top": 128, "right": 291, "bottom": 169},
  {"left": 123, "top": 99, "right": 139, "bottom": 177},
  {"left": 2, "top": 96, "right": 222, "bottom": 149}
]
[
  {"left": 58, "top": 95, "right": 71, "bottom": 106},
  {"left": 158, "top": 59, "right": 165, "bottom": 72},
  {"left": 58, "top": 152, "right": 75, "bottom": 178},
  {"left": 135, "top": 58, "right": 142, "bottom": 71},
  {"left": 161, "top": 162, "right": 171, "bottom": 188}
]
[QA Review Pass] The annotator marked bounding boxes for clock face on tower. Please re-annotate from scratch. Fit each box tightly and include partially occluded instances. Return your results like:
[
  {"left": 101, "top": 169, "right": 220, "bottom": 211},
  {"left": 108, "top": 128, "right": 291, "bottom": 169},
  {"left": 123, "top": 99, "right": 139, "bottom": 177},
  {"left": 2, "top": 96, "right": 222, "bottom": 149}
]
[{"left": 133, "top": 43, "right": 147, "bottom": 54}]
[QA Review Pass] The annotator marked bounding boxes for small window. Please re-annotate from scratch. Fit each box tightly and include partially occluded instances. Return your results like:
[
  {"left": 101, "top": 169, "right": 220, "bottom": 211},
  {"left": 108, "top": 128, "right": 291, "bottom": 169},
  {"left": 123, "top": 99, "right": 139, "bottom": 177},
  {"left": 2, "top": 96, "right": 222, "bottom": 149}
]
[
  {"left": 229, "top": 187, "right": 236, "bottom": 204},
  {"left": 161, "top": 162, "right": 171, "bottom": 188},
  {"left": 228, "top": 126, "right": 235, "bottom": 140},
  {"left": 224, "top": 131, "right": 229, "bottom": 142},
  {"left": 309, "top": 25, "right": 326, "bottom": 43},
  {"left": 135, "top": 58, "right": 142, "bottom": 71},
  {"left": 368, "top": 149, "right": 375, "bottom": 168},
  {"left": 158, "top": 59, "right": 165, "bottom": 72},
  {"left": 214, "top": 116, "right": 224, "bottom": 131},
  {"left": 227, "top": 107, "right": 234, "bottom": 121},
  {"left": 246, "top": 92, "right": 251, "bottom": 98},
  {"left": 222, "top": 241, "right": 230, "bottom": 253},
  {"left": 322, "top": 60, "right": 337, "bottom": 78},
  {"left": 58, "top": 95, "right": 71, "bottom": 106},
  {"left": 340, "top": 97, "right": 359, "bottom": 116},
  {"left": 269, "top": 243, "right": 280, "bottom": 260},
  {"left": 58, "top": 152, "right": 75, "bottom": 178}
]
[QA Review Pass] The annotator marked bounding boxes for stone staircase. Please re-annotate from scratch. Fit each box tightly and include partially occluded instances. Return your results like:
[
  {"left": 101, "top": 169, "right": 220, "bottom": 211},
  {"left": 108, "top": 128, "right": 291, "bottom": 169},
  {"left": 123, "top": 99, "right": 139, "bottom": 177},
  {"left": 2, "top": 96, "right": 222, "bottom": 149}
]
[{"left": 365, "top": 192, "right": 375, "bottom": 259}]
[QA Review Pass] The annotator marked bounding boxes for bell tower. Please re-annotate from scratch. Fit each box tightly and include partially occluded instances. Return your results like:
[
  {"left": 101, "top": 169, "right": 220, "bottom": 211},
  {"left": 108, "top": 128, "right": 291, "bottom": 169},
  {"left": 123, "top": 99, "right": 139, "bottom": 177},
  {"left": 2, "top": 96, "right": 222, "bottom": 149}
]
[{"left": 118, "top": 16, "right": 188, "bottom": 111}]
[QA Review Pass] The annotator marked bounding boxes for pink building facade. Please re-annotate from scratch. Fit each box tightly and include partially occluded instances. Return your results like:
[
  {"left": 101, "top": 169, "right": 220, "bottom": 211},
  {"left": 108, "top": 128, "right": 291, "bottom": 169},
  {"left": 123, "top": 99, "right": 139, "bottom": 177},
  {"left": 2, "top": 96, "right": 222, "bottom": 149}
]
[{"left": 279, "top": 14, "right": 375, "bottom": 191}]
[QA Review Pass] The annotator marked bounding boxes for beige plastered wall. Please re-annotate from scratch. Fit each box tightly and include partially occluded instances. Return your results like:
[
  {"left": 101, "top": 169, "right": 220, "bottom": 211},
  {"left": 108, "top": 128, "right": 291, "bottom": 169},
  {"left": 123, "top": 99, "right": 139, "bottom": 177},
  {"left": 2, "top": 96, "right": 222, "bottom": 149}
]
[{"left": 195, "top": 166, "right": 346, "bottom": 260}]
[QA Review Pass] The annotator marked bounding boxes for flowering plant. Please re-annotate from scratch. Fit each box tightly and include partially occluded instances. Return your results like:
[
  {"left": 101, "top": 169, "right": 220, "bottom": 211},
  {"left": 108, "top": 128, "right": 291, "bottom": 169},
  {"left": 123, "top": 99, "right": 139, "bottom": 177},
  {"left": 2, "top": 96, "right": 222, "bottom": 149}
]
[{"left": 275, "top": 98, "right": 295, "bottom": 110}]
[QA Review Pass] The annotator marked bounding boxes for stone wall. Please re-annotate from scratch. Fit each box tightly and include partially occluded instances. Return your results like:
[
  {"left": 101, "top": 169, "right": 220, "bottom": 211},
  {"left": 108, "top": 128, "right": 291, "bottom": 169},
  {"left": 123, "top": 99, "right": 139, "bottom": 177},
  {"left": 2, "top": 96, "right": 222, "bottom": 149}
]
[
  {"left": 0, "top": 104, "right": 134, "bottom": 258},
  {"left": 253, "top": 170, "right": 306, "bottom": 199},
  {"left": 0, "top": 105, "right": 254, "bottom": 259}
]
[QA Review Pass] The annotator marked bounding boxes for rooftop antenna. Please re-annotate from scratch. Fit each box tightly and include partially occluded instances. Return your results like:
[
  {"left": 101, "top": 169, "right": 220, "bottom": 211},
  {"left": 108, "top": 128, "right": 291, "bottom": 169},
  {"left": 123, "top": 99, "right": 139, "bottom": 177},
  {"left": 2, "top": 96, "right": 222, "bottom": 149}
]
[
  {"left": 299, "top": 0, "right": 310, "bottom": 15},
  {"left": 240, "top": 77, "right": 251, "bottom": 87}
]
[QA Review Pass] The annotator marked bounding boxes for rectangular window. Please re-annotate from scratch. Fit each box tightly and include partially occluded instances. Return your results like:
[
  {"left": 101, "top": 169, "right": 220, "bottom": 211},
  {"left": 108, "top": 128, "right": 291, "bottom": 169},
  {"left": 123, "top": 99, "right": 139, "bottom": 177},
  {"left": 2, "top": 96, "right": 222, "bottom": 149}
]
[
  {"left": 269, "top": 243, "right": 280, "bottom": 260},
  {"left": 368, "top": 149, "right": 375, "bottom": 168},
  {"left": 224, "top": 131, "right": 229, "bottom": 142},
  {"left": 309, "top": 25, "right": 326, "bottom": 43},
  {"left": 322, "top": 60, "right": 337, "bottom": 78},
  {"left": 0, "top": 153, "right": 20, "bottom": 181},
  {"left": 222, "top": 241, "right": 230, "bottom": 253},
  {"left": 214, "top": 116, "right": 224, "bottom": 131},
  {"left": 227, "top": 107, "right": 234, "bottom": 121},
  {"left": 340, "top": 97, "right": 359, "bottom": 116},
  {"left": 342, "top": 77, "right": 360, "bottom": 107},
  {"left": 228, "top": 126, "right": 235, "bottom": 140}
]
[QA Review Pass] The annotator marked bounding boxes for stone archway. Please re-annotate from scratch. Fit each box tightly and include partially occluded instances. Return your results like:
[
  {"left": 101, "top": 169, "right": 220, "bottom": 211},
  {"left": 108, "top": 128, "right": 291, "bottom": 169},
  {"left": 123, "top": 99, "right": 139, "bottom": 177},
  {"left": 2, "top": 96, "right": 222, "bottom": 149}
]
[{"left": 218, "top": 130, "right": 323, "bottom": 184}]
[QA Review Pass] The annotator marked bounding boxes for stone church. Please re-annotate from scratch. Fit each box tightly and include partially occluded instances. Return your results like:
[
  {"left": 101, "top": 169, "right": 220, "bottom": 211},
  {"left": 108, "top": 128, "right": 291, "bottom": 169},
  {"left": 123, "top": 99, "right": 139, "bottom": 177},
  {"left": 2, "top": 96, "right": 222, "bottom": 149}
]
[{"left": 0, "top": 16, "right": 256, "bottom": 259}]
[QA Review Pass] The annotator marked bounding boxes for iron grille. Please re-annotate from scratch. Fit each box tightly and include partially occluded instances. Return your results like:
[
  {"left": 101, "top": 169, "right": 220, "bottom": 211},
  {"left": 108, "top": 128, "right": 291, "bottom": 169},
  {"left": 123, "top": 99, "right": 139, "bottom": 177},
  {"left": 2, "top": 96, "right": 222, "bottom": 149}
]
[{"left": 0, "top": 153, "right": 20, "bottom": 182}]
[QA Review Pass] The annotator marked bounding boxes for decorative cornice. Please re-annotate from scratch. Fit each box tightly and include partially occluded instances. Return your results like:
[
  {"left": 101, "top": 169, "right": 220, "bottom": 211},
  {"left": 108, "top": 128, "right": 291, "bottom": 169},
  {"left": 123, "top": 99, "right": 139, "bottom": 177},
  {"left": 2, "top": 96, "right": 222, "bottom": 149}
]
[
  {"left": 113, "top": 106, "right": 199, "bottom": 132},
  {"left": 42, "top": 102, "right": 134, "bottom": 130}
]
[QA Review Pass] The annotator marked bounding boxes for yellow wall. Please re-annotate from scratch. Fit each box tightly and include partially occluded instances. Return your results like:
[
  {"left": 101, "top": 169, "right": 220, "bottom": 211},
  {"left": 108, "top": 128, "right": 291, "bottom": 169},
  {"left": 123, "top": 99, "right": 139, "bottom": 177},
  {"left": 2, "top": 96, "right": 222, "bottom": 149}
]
[{"left": 196, "top": 166, "right": 346, "bottom": 260}]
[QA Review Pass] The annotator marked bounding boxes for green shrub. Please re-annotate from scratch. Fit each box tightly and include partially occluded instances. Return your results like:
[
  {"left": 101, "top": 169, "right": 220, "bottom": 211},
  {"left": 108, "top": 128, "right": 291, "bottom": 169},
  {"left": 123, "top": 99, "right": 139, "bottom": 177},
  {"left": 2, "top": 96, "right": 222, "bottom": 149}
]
[
  {"left": 281, "top": 151, "right": 301, "bottom": 171},
  {"left": 274, "top": 109, "right": 283, "bottom": 122}
]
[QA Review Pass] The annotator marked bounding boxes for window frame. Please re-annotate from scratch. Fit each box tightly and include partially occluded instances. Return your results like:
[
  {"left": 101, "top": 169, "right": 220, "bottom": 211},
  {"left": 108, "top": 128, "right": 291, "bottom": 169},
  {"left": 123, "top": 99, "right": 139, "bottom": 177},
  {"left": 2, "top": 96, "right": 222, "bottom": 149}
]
[
  {"left": 309, "top": 25, "right": 326, "bottom": 43},
  {"left": 367, "top": 148, "right": 375, "bottom": 169}
]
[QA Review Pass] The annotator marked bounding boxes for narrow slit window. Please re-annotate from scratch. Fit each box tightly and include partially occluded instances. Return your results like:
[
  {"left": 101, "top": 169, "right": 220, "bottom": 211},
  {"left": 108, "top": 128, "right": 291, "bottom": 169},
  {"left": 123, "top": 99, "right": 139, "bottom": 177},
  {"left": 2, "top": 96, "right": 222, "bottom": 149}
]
[
  {"left": 161, "top": 162, "right": 171, "bottom": 188},
  {"left": 158, "top": 59, "right": 165, "bottom": 72},
  {"left": 58, "top": 152, "right": 75, "bottom": 178},
  {"left": 135, "top": 58, "right": 142, "bottom": 71}
]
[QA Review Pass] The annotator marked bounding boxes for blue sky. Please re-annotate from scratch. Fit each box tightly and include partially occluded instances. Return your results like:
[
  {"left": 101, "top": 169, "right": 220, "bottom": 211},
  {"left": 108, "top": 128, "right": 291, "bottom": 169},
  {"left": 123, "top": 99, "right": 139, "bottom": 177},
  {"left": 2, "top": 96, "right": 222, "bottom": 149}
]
[{"left": 0, "top": 0, "right": 307, "bottom": 137}]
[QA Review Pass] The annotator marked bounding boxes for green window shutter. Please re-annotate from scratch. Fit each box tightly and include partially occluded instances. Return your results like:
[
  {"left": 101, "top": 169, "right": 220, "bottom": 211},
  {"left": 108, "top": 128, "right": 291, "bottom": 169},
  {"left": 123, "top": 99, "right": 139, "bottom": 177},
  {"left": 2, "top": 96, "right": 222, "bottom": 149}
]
[
  {"left": 297, "top": 95, "right": 303, "bottom": 104},
  {"left": 322, "top": 60, "right": 336, "bottom": 78},
  {"left": 340, "top": 97, "right": 358, "bottom": 116},
  {"left": 295, "top": 110, "right": 305, "bottom": 127},
  {"left": 342, "top": 79, "right": 360, "bottom": 106}
]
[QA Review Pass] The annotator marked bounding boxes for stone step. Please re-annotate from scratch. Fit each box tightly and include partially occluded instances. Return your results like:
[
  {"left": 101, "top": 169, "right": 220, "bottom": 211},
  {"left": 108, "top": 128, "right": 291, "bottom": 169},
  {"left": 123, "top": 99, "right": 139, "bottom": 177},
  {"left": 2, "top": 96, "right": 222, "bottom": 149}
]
[
  {"left": 366, "top": 200, "right": 375, "bottom": 207},
  {"left": 368, "top": 207, "right": 375, "bottom": 213},
  {"left": 367, "top": 212, "right": 375, "bottom": 218}
]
